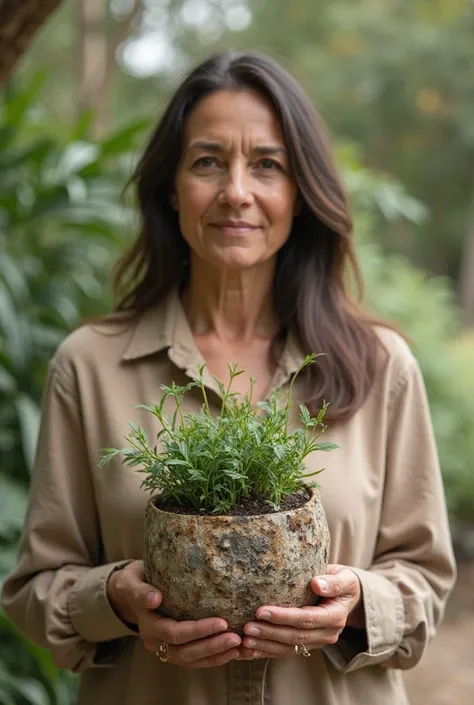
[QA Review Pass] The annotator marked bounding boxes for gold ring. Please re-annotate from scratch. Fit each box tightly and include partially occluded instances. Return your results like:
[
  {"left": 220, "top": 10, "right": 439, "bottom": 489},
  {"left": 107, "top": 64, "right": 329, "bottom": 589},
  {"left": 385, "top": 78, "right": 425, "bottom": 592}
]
[
  {"left": 295, "top": 644, "right": 311, "bottom": 658},
  {"left": 156, "top": 642, "right": 169, "bottom": 663}
]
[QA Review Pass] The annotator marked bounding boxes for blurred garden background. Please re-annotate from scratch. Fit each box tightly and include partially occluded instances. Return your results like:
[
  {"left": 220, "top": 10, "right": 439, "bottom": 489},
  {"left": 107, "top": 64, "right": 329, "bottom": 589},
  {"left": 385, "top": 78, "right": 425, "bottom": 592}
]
[{"left": 1, "top": 0, "right": 474, "bottom": 703}]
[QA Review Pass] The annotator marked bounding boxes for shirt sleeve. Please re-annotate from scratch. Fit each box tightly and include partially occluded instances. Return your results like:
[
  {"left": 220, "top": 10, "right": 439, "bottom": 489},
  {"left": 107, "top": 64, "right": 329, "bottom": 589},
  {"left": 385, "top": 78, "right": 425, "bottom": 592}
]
[
  {"left": 1, "top": 362, "right": 138, "bottom": 673},
  {"left": 323, "top": 358, "right": 456, "bottom": 673}
]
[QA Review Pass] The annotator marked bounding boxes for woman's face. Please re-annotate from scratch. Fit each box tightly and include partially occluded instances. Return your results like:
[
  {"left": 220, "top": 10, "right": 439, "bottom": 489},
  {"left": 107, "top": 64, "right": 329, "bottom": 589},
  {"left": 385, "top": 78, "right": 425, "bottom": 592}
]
[{"left": 173, "top": 89, "right": 298, "bottom": 271}]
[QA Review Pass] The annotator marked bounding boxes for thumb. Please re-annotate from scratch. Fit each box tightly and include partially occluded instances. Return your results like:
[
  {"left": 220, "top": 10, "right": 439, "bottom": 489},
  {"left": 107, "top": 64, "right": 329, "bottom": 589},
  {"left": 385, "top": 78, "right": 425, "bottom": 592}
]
[
  {"left": 145, "top": 588, "right": 163, "bottom": 609},
  {"left": 310, "top": 574, "right": 343, "bottom": 598},
  {"left": 133, "top": 583, "right": 163, "bottom": 610},
  {"left": 120, "top": 562, "right": 163, "bottom": 610}
]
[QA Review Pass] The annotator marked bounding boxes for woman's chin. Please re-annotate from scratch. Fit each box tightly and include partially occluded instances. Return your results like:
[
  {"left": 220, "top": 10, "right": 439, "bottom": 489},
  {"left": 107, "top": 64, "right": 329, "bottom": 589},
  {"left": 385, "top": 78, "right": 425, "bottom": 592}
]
[{"left": 200, "top": 247, "right": 271, "bottom": 272}]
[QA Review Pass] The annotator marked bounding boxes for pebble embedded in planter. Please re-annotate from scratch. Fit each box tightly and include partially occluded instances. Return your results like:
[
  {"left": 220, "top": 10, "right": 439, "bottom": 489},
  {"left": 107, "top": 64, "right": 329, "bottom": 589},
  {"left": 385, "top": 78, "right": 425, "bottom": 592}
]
[{"left": 143, "top": 486, "right": 330, "bottom": 634}]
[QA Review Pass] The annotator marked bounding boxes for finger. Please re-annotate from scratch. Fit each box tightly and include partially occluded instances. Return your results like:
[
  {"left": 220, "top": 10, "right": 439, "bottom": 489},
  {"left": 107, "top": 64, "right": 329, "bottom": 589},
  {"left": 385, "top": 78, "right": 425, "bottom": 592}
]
[
  {"left": 241, "top": 638, "right": 295, "bottom": 658},
  {"left": 181, "top": 647, "right": 241, "bottom": 669},
  {"left": 254, "top": 606, "right": 337, "bottom": 630},
  {"left": 178, "top": 633, "right": 241, "bottom": 664},
  {"left": 153, "top": 616, "right": 230, "bottom": 646},
  {"left": 117, "top": 563, "right": 163, "bottom": 611},
  {"left": 243, "top": 624, "right": 337, "bottom": 649},
  {"left": 142, "top": 632, "right": 241, "bottom": 661},
  {"left": 125, "top": 559, "right": 146, "bottom": 579},
  {"left": 311, "top": 568, "right": 358, "bottom": 599},
  {"left": 142, "top": 637, "right": 162, "bottom": 652},
  {"left": 236, "top": 646, "right": 259, "bottom": 660}
]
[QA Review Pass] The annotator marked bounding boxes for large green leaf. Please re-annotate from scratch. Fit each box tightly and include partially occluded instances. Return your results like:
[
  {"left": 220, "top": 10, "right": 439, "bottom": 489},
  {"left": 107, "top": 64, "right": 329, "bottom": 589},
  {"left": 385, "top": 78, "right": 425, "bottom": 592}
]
[
  {"left": 51, "top": 142, "right": 100, "bottom": 184},
  {"left": 0, "top": 252, "right": 30, "bottom": 303},
  {"left": 0, "top": 287, "right": 30, "bottom": 371},
  {"left": 0, "top": 614, "right": 59, "bottom": 688},
  {"left": 0, "top": 665, "right": 49, "bottom": 705},
  {"left": 100, "top": 119, "right": 151, "bottom": 156},
  {"left": 0, "top": 476, "right": 27, "bottom": 539},
  {"left": 15, "top": 395, "right": 41, "bottom": 475},
  {"left": 1, "top": 73, "right": 46, "bottom": 130},
  {"left": 0, "top": 368, "right": 16, "bottom": 395},
  {"left": 0, "top": 139, "right": 55, "bottom": 176}
]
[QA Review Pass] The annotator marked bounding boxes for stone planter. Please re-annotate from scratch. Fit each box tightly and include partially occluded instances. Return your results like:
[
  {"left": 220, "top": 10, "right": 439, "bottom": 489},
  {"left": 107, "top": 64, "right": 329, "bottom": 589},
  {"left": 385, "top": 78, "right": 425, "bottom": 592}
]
[{"left": 143, "top": 487, "right": 330, "bottom": 634}]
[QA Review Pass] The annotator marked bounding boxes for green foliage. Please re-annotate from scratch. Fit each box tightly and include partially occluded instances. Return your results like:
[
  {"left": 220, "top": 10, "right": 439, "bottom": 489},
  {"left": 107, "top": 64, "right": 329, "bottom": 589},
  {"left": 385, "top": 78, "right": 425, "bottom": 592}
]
[
  {"left": 0, "top": 74, "right": 140, "bottom": 483},
  {"left": 0, "top": 77, "right": 145, "bottom": 705},
  {"left": 100, "top": 356, "right": 337, "bottom": 513},
  {"left": 360, "top": 245, "right": 474, "bottom": 522},
  {"left": 227, "top": 0, "right": 474, "bottom": 279},
  {"left": 0, "top": 612, "right": 77, "bottom": 705},
  {"left": 345, "top": 156, "right": 474, "bottom": 523}
]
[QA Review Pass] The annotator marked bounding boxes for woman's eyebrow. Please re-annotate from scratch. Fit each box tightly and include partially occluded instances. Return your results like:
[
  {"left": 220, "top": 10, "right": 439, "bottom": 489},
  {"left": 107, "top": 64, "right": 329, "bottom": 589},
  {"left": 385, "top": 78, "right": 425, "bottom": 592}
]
[
  {"left": 188, "top": 141, "right": 222, "bottom": 152},
  {"left": 253, "top": 146, "right": 287, "bottom": 156},
  {"left": 188, "top": 141, "right": 287, "bottom": 156}
]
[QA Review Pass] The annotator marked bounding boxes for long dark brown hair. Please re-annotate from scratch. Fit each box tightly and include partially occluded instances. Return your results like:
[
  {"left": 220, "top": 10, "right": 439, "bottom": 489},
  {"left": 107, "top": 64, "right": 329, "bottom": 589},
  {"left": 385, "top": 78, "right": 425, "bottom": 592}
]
[{"left": 113, "top": 50, "right": 392, "bottom": 421}]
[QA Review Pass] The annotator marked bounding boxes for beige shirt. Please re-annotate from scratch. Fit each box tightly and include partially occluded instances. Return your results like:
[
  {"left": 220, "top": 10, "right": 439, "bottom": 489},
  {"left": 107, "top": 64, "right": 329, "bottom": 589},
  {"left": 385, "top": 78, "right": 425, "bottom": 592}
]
[{"left": 2, "top": 288, "right": 456, "bottom": 705}]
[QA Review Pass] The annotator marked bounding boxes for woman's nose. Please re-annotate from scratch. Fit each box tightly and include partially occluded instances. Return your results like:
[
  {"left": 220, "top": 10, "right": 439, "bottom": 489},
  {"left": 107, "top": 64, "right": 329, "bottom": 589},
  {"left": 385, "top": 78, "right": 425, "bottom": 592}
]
[{"left": 218, "top": 165, "right": 254, "bottom": 208}]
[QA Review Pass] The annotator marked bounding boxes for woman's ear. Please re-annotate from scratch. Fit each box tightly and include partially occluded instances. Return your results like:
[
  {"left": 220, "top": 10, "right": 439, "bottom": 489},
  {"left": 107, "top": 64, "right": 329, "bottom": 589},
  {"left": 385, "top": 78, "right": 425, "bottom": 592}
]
[{"left": 170, "top": 192, "right": 178, "bottom": 211}]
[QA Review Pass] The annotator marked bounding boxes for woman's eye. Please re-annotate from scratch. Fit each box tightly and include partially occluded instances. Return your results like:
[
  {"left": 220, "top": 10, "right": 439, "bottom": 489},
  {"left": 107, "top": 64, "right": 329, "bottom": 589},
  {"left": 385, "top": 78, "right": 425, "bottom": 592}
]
[
  {"left": 194, "top": 157, "right": 217, "bottom": 168},
  {"left": 258, "top": 159, "right": 280, "bottom": 170}
]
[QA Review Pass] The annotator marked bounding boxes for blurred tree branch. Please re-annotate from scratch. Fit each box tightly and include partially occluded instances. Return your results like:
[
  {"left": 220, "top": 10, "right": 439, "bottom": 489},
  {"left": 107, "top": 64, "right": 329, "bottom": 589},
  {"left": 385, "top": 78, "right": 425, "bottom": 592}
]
[
  {"left": 77, "top": 0, "right": 142, "bottom": 136},
  {"left": 0, "top": 0, "right": 64, "bottom": 88}
]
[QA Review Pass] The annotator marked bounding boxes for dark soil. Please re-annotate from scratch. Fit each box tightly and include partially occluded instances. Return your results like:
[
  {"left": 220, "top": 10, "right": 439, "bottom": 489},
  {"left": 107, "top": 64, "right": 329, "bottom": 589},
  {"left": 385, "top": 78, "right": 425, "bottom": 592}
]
[{"left": 154, "top": 488, "right": 310, "bottom": 517}]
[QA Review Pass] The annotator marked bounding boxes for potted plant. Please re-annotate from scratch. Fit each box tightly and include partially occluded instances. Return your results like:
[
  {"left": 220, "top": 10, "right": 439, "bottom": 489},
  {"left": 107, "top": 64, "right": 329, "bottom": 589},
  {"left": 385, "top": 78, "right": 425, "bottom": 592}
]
[{"left": 100, "top": 354, "right": 336, "bottom": 634}]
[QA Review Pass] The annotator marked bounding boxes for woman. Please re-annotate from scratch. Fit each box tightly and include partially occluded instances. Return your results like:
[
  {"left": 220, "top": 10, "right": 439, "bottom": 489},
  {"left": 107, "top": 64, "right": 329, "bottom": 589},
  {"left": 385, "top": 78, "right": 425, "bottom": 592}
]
[{"left": 2, "top": 51, "right": 455, "bottom": 705}]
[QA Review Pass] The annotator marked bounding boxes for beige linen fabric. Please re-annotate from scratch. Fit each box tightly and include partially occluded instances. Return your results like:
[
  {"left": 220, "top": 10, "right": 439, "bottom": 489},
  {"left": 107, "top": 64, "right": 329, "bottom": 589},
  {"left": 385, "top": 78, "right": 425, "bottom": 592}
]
[{"left": 2, "top": 287, "right": 456, "bottom": 704}]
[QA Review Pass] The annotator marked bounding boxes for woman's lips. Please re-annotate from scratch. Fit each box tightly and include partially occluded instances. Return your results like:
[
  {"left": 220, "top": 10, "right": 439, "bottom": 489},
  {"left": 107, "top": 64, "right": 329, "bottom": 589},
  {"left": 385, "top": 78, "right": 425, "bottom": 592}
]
[{"left": 210, "top": 221, "right": 259, "bottom": 235}]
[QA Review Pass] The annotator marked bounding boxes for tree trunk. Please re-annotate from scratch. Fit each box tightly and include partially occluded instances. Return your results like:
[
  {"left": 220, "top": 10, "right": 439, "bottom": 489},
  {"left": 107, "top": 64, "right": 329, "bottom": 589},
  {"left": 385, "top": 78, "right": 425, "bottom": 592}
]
[
  {"left": 459, "top": 193, "right": 474, "bottom": 328},
  {"left": 76, "top": 0, "right": 142, "bottom": 137},
  {"left": 76, "top": 0, "right": 108, "bottom": 128},
  {"left": 95, "top": 0, "right": 142, "bottom": 136},
  {"left": 0, "top": 0, "right": 64, "bottom": 88}
]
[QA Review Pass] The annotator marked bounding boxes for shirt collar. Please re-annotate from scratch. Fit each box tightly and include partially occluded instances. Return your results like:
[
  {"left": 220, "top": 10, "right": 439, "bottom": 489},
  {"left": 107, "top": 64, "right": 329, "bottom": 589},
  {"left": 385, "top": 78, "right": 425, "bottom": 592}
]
[
  {"left": 121, "top": 286, "right": 305, "bottom": 391},
  {"left": 121, "top": 287, "right": 194, "bottom": 364}
]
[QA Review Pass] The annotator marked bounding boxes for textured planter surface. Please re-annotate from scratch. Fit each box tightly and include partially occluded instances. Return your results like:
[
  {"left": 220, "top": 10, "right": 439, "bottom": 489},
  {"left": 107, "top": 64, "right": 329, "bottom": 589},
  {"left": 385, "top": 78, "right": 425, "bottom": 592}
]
[{"left": 143, "top": 488, "right": 330, "bottom": 634}]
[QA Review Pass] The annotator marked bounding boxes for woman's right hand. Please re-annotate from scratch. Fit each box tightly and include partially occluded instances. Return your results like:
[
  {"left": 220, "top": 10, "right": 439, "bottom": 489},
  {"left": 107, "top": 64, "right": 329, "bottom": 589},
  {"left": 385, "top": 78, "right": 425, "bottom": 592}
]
[{"left": 106, "top": 560, "right": 242, "bottom": 668}]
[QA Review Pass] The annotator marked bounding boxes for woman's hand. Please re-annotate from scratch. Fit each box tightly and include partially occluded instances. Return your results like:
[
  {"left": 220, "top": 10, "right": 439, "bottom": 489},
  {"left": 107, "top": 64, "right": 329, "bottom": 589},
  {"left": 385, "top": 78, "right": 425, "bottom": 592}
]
[
  {"left": 239, "top": 564, "right": 363, "bottom": 660},
  {"left": 107, "top": 560, "right": 242, "bottom": 668}
]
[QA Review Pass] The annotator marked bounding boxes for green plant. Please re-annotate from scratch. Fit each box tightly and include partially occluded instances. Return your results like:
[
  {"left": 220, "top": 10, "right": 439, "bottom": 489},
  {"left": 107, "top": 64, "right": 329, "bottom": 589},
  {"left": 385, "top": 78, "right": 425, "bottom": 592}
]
[
  {"left": 0, "top": 612, "right": 78, "bottom": 705},
  {"left": 0, "top": 77, "right": 145, "bottom": 704},
  {"left": 100, "top": 354, "right": 338, "bottom": 514}
]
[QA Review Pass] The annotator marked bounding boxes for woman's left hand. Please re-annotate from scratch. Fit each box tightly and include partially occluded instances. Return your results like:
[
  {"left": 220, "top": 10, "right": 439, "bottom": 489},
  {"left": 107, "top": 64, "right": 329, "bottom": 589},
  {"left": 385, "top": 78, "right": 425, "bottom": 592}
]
[{"left": 239, "top": 564, "right": 363, "bottom": 660}]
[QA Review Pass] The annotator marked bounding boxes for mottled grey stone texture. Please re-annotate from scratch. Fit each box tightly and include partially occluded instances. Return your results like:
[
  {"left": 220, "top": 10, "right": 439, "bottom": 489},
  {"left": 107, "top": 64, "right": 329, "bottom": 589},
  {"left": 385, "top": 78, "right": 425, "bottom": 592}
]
[{"left": 143, "top": 488, "right": 330, "bottom": 634}]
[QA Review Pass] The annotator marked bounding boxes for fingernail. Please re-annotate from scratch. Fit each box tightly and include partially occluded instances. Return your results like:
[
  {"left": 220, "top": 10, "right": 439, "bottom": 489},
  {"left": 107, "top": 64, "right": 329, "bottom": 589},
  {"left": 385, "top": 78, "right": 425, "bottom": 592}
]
[
  {"left": 247, "top": 627, "right": 260, "bottom": 637},
  {"left": 211, "top": 621, "right": 225, "bottom": 634},
  {"left": 317, "top": 579, "right": 328, "bottom": 593},
  {"left": 225, "top": 637, "right": 240, "bottom": 648},
  {"left": 246, "top": 638, "right": 257, "bottom": 648},
  {"left": 147, "top": 591, "right": 159, "bottom": 606},
  {"left": 258, "top": 610, "right": 272, "bottom": 620}
]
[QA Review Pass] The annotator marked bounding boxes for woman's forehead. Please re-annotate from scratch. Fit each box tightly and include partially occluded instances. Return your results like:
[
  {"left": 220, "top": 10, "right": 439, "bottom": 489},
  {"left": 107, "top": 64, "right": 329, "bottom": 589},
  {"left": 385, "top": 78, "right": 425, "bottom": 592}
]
[{"left": 183, "top": 89, "right": 285, "bottom": 148}]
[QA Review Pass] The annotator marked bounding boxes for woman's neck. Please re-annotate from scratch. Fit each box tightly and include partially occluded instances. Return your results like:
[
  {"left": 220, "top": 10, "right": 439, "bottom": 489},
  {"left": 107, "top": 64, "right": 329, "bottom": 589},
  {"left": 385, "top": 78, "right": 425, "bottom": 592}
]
[{"left": 182, "top": 256, "right": 278, "bottom": 344}]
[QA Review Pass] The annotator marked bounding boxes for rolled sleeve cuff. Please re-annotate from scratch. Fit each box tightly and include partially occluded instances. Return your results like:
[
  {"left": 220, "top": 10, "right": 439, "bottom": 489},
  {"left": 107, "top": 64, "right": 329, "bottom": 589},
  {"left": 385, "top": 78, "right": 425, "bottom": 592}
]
[
  {"left": 69, "top": 560, "right": 138, "bottom": 643},
  {"left": 323, "top": 567, "right": 404, "bottom": 673}
]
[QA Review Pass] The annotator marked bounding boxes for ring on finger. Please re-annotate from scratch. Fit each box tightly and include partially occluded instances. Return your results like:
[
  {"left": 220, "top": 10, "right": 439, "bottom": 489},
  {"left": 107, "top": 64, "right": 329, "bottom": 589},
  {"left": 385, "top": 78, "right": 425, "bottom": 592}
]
[
  {"left": 156, "top": 641, "right": 169, "bottom": 663},
  {"left": 294, "top": 644, "right": 311, "bottom": 658}
]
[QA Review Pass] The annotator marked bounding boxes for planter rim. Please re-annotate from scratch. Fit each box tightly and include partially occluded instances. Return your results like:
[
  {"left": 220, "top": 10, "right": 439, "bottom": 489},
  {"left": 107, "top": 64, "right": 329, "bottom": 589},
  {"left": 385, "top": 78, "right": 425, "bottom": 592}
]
[{"left": 146, "top": 485, "right": 317, "bottom": 521}]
